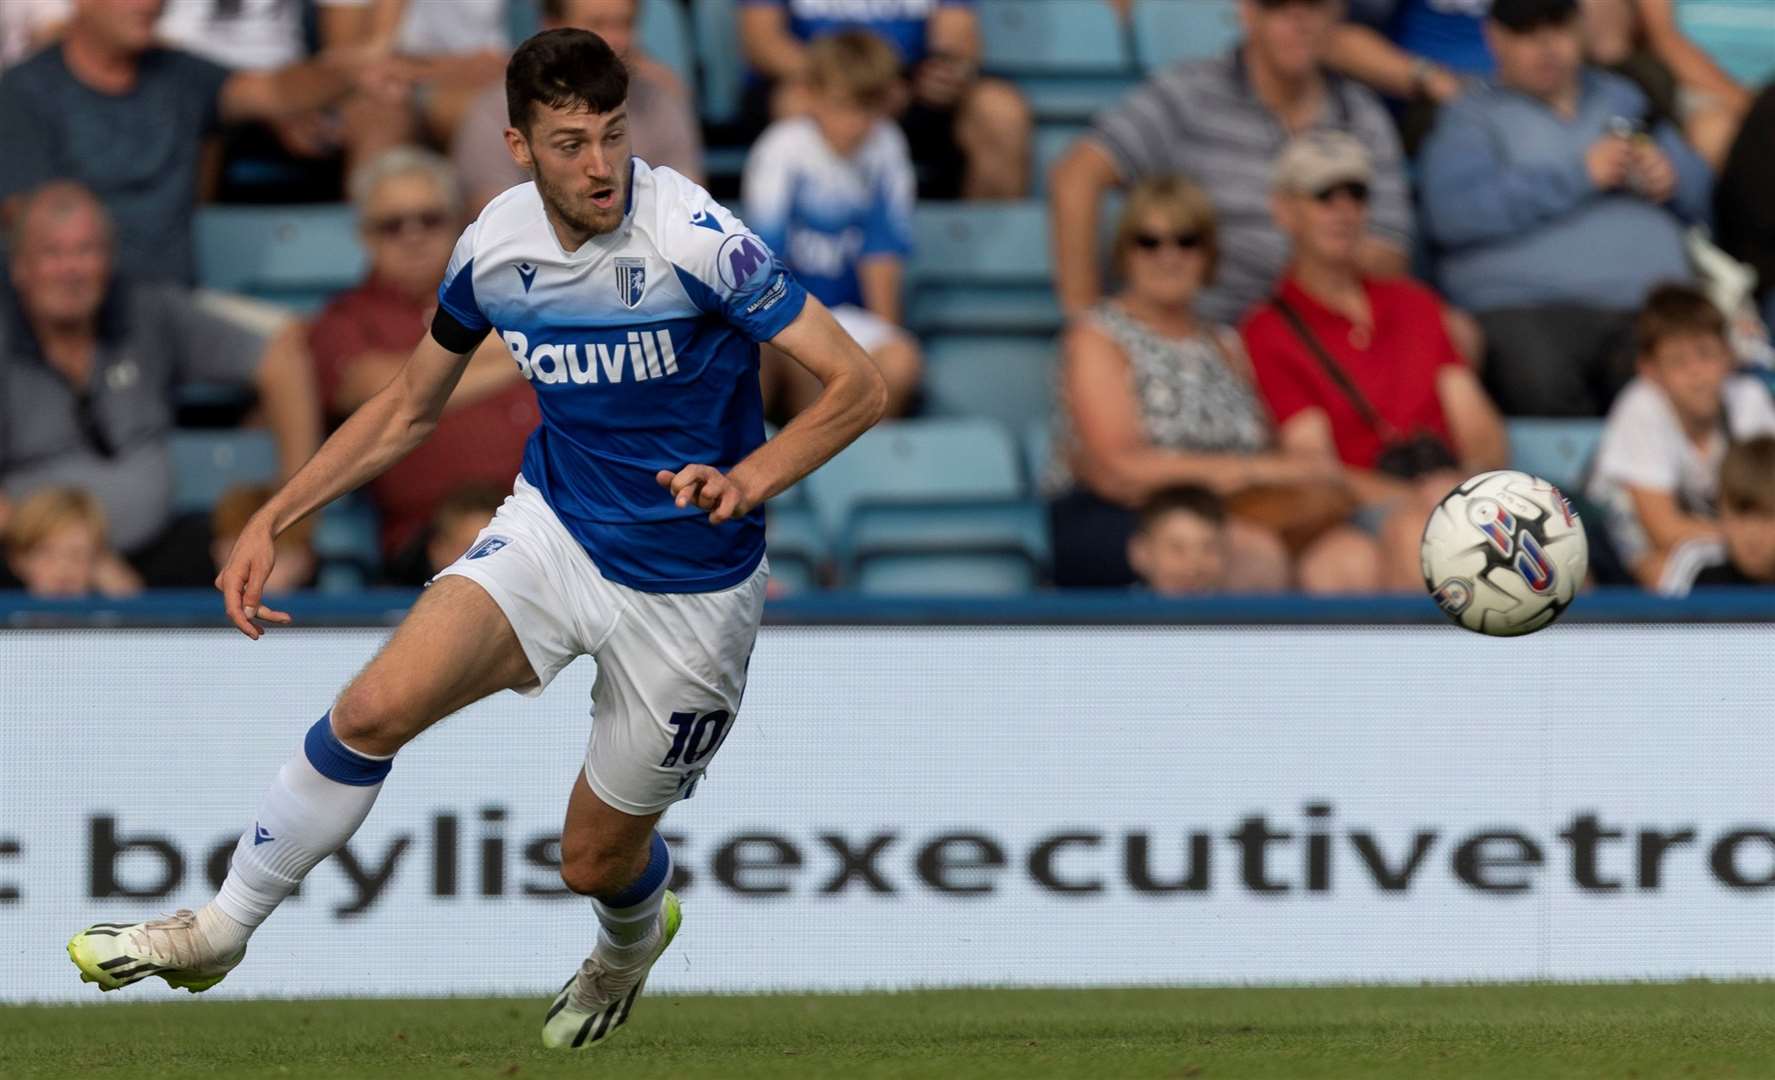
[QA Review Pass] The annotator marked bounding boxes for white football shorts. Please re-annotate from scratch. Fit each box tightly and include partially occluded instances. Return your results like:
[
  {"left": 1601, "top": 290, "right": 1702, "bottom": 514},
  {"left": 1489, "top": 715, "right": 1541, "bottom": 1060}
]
[
  {"left": 435, "top": 476, "right": 768, "bottom": 815},
  {"left": 830, "top": 303, "right": 906, "bottom": 355}
]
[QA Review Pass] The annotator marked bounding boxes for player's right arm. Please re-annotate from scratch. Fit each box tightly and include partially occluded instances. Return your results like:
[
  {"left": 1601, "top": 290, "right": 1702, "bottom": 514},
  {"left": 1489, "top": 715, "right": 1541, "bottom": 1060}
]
[{"left": 216, "top": 333, "right": 480, "bottom": 638}]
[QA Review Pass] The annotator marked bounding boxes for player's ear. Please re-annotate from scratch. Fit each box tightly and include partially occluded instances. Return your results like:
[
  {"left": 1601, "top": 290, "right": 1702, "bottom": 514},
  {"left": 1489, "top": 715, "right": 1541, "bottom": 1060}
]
[{"left": 504, "top": 127, "right": 535, "bottom": 172}]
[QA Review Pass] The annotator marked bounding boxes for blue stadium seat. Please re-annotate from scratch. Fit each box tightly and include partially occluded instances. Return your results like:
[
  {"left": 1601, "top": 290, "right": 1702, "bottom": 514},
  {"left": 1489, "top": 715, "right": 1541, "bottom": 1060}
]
[
  {"left": 908, "top": 202, "right": 1059, "bottom": 335},
  {"left": 922, "top": 336, "right": 1056, "bottom": 431},
  {"left": 168, "top": 430, "right": 280, "bottom": 513},
  {"left": 692, "top": 0, "right": 744, "bottom": 125},
  {"left": 312, "top": 493, "right": 382, "bottom": 588},
  {"left": 194, "top": 205, "right": 364, "bottom": 312},
  {"left": 802, "top": 418, "right": 1027, "bottom": 537},
  {"left": 847, "top": 500, "right": 1049, "bottom": 565},
  {"left": 1507, "top": 419, "right": 1604, "bottom": 494},
  {"left": 980, "top": 0, "right": 1128, "bottom": 74},
  {"left": 506, "top": 0, "right": 540, "bottom": 43},
  {"left": 1024, "top": 419, "right": 1054, "bottom": 491},
  {"left": 1132, "top": 0, "right": 1242, "bottom": 72},
  {"left": 767, "top": 502, "right": 828, "bottom": 590},
  {"left": 855, "top": 552, "right": 1039, "bottom": 595},
  {"left": 640, "top": 0, "right": 696, "bottom": 90},
  {"left": 1677, "top": 0, "right": 1775, "bottom": 86}
]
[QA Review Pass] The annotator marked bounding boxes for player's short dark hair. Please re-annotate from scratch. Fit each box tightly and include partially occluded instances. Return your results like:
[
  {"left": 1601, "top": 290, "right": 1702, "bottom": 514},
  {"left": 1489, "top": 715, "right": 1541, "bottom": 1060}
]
[
  {"left": 1635, "top": 282, "right": 1728, "bottom": 357},
  {"left": 1136, "top": 486, "right": 1226, "bottom": 534},
  {"left": 1720, "top": 437, "right": 1775, "bottom": 516},
  {"left": 506, "top": 28, "right": 629, "bottom": 133},
  {"left": 1489, "top": 0, "right": 1579, "bottom": 33}
]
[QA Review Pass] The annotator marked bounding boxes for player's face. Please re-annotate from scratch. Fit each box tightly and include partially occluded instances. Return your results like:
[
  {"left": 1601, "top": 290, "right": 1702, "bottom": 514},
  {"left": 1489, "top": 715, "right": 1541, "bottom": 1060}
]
[
  {"left": 514, "top": 102, "right": 633, "bottom": 242},
  {"left": 360, "top": 171, "right": 458, "bottom": 298},
  {"left": 1642, "top": 332, "right": 1732, "bottom": 427},
  {"left": 12, "top": 523, "right": 101, "bottom": 599},
  {"left": 1122, "top": 210, "right": 1208, "bottom": 310},
  {"left": 558, "top": 0, "right": 638, "bottom": 57},
  {"left": 1129, "top": 512, "right": 1228, "bottom": 596},
  {"left": 9, "top": 204, "right": 111, "bottom": 328}
]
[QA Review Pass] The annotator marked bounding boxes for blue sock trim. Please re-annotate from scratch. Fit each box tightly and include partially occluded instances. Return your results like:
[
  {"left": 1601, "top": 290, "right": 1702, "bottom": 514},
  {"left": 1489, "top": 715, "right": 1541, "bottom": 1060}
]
[
  {"left": 303, "top": 712, "right": 393, "bottom": 787},
  {"left": 603, "top": 831, "right": 670, "bottom": 908}
]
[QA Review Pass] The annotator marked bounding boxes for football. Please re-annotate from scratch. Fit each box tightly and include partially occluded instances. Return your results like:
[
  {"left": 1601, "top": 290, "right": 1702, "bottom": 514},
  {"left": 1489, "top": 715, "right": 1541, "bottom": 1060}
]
[{"left": 1419, "top": 470, "right": 1589, "bottom": 637}]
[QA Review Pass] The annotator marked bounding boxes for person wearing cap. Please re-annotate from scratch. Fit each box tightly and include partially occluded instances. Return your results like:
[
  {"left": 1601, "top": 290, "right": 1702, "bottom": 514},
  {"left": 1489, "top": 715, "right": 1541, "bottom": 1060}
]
[
  {"left": 1417, "top": 0, "right": 1712, "bottom": 418},
  {"left": 1050, "top": 0, "right": 1413, "bottom": 327},
  {"left": 1243, "top": 131, "right": 1510, "bottom": 591}
]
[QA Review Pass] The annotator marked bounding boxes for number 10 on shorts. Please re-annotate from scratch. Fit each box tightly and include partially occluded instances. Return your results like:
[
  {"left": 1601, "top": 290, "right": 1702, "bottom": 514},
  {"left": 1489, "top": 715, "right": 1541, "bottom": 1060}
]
[{"left": 659, "top": 710, "right": 731, "bottom": 768}]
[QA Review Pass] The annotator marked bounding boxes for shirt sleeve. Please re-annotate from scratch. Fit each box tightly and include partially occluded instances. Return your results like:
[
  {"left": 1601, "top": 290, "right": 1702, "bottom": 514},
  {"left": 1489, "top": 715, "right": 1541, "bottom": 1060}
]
[
  {"left": 161, "top": 287, "right": 273, "bottom": 386},
  {"left": 665, "top": 174, "right": 809, "bottom": 344},
  {"left": 1591, "top": 384, "right": 1681, "bottom": 492},
  {"left": 860, "top": 131, "right": 915, "bottom": 259},
  {"left": 166, "top": 49, "right": 233, "bottom": 136},
  {"left": 1088, "top": 77, "right": 1182, "bottom": 182},
  {"left": 432, "top": 220, "right": 492, "bottom": 353},
  {"left": 0, "top": 69, "right": 60, "bottom": 203}
]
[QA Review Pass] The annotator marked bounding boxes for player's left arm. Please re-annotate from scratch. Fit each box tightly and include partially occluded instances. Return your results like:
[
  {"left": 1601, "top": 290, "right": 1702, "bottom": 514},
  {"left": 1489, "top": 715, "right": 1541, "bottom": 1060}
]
[{"left": 658, "top": 296, "right": 887, "bottom": 523}]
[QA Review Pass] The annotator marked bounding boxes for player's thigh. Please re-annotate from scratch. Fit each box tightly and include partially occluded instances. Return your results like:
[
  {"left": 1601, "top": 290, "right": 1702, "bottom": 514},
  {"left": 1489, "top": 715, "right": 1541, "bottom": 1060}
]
[
  {"left": 581, "top": 566, "right": 768, "bottom": 819},
  {"left": 332, "top": 575, "right": 536, "bottom": 754}
]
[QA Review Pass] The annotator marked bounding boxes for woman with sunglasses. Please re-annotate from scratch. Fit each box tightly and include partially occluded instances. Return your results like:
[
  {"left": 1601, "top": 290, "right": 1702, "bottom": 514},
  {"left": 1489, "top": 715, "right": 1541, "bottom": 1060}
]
[
  {"left": 1047, "top": 174, "right": 1381, "bottom": 592},
  {"left": 307, "top": 146, "right": 540, "bottom": 577}
]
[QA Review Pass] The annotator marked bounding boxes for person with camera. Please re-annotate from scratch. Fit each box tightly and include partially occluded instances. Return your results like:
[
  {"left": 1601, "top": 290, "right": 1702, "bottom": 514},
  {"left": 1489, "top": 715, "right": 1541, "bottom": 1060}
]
[{"left": 1243, "top": 132, "right": 1510, "bottom": 592}]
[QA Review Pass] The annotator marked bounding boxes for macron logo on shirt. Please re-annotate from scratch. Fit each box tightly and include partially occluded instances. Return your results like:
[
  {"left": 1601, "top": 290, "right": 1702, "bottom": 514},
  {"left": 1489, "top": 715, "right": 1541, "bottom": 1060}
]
[{"left": 502, "top": 329, "right": 681, "bottom": 386}]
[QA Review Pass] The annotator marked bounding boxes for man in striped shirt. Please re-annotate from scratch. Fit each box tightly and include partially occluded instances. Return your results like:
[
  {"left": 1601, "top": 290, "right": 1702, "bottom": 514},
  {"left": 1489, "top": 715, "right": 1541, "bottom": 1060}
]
[{"left": 1049, "top": 0, "right": 1412, "bottom": 327}]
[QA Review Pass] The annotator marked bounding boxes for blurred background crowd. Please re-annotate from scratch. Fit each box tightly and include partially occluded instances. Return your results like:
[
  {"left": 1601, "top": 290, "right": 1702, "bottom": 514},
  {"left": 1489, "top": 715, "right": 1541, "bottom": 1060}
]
[{"left": 1, "top": 0, "right": 1772, "bottom": 602}]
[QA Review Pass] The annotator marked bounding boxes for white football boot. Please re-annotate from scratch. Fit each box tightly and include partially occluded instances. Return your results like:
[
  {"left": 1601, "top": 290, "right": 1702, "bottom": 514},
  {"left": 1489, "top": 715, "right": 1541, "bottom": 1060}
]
[
  {"left": 542, "top": 891, "right": 681, "bottom": 1050},
  {"left": 68, "top": 910, "right": 245, "bottom": 993}
]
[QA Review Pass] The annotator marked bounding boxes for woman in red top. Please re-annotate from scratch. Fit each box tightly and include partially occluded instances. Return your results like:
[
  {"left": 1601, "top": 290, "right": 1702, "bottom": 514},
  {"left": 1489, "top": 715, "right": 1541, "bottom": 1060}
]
[
  {"left": 307, "top": 146, "right": 539, "bottom": 573},
  {"left": 1242, "top": 133, "right": 1509, "bottom": 590}
]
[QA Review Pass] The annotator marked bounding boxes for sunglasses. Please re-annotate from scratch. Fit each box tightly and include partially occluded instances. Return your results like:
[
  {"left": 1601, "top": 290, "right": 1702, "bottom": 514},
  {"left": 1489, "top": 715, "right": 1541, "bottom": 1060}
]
[
  {"left": 1311, "top": 180, "right": 1370, "bottom": 204},
  {"left": 1132, "top": 231, "right": 1206, "bottom": 253},
  {"left": 365, "top": 209, "right": 451, "bottom": 238}
]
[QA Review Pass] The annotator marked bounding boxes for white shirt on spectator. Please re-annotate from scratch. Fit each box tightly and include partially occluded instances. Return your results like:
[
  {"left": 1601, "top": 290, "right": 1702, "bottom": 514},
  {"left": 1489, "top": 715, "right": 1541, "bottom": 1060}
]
[
  {"left": 157, "top": 0, "right": 308, "bottom": 71},
  {"left": 317, "top": 0, "right": 507, "bottom": 57}
]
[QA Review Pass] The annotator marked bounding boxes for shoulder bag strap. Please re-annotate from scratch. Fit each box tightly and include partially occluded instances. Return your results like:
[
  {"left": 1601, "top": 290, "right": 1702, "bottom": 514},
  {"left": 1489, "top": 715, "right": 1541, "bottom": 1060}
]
[{"left": 1269, "top": 294, "right": 1402, "bottom": 443}]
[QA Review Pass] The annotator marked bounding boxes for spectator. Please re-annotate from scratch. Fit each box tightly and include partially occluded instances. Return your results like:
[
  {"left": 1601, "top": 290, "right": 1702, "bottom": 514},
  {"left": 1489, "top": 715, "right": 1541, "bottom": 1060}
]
[
  {"left": 3, "top": 485, "right": 140, "bottom": 598},
  {"left": 1048, "top": 174, "right": 1376, "bottom": 593},
  {"left": 1579, "top": 0, "right": 1747, "bottom": 168},
  {"left": 1714, "top": 83, "right": 1775, "bottom": 337},
  {"left": 1657, "top": 436, "right": 1775, "bottom": 594},
  {"left": 1051, "top": 0, "right": 1412, "bottom": 326},
  {"left": 1417, "top": 0, "right": 1713, "bottom": 418},
  {"left": 1128, "top": 486, "right": 1233, "bottom": 596},
  {"left": 210, "top": 483, "right": 315, "bottom": 593},
  {"left": 424, "top": 483, "right": 507, "bottom": 579},
  {"left": 0, "top": 0, "right": 397, "bottom": 285},
  {"left": 1243, "top": 132, "right": 1510, "bottom": 591},
  {"left": 0, "top": 182, "right": 320, "bottom": 586},
  {"left": 453, "top": 0, "right": 704, "bottom": 214},
  {"left": 745, "top": 30, "right": 922, "bottom": 421},
  {"left": 1585, "top": 284, "right": 1775, "bottom": 588},
  {"left": 307, "top": 147, "right": 538, "bottom": 563},
  {"left": 738, "top": 0, "right": 1031, "bottom": 199}
]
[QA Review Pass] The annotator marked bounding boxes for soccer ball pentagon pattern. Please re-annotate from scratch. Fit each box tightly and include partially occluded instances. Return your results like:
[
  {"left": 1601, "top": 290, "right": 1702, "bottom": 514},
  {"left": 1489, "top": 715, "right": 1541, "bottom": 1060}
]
[{"left": 1419, "top": 470, "right": 1589, "bottom": 637}]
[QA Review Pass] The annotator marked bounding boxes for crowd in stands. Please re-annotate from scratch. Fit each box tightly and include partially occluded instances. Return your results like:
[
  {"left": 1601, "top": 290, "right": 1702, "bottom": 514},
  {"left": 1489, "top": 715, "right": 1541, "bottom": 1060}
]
[{"left": 1, "top": 0, "right": 1772, "bottom": 601}]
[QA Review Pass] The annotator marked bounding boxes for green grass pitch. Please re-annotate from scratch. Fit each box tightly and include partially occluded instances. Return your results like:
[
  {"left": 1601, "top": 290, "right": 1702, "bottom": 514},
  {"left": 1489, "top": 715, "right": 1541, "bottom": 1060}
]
[{"left": 5, "top": 983, "right": 1774, "bottom": 1079}]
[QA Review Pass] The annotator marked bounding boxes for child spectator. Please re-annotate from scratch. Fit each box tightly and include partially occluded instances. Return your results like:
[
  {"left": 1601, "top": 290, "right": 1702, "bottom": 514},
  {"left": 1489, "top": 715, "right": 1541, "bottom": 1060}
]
[
  {"left": 3, "top": 486, "right": 139, "bottom": 597},
  {"left": 1587, "top": 284, "right": 1775, "bottom": 587},
  {"left": 1657, "top": 437, "right": 1775, "bottom": 594},
  {"left": 1127, "top": 486, "right": 1232, "bottom": 596},
  {"left": 744, "top": 30, "right": 923, "bottom": 420},
  {"left": 210, "top": 485, "right": 316, "bottom": 594}
]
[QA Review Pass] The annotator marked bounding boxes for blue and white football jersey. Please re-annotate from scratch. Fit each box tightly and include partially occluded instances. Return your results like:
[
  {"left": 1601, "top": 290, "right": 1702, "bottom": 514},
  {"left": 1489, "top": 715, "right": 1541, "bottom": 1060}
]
[
  {"left": 434, "top": 160, "right": 808, "bottom": 593},
  {"left": 742, "top": 117, "right": 915, "bottom": 311}
]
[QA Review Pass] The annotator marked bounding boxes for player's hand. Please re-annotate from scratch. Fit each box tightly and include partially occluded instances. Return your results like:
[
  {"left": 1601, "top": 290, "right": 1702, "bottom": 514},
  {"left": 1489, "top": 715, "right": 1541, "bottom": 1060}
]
[
  {"left": 656, "top": 465, "right": 753, "bottom": 525},
  {"left": 215, "top": 521, "right": 293, "bottom": 640}
]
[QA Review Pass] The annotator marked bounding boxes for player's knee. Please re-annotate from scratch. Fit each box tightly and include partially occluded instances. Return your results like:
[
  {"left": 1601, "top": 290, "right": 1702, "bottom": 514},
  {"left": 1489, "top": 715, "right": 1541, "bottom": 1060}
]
[
  {"left": 329, "top": 681, "right": 420, "bottom": 757},
  {"left": 559, "top": 846, "right": 646, "bottom": 898}
]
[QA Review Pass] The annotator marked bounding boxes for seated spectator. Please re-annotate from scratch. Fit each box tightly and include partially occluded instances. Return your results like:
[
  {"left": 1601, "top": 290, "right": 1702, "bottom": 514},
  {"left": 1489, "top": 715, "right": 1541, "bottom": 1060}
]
[
  {"left": 1052, "top": 0, "right": 1412, "bottom": 327},
  {"left": 307, "top": 147, "right": 538, "bottom": 563},
  {"left": 1715, "top": 83, "right": 1775, "bottom": 337},
  {"left": 1418, "top": 0, "right": 1713, "bottom": 418},
  {"left": 738, "top": 0, "right": 1031, "bottom": 199},
  {"left": 1128, "top": 486, "right": 1233, "bottom": 597},
  {"left": 453, "top": 0, "right": 704, "bottom": 215},
  {"left": 0, "top": 182, "right": 320, "bottom": 586},
  {"left": 745, "top": 31, "right": 922, "bottom": 421},
  {"left": 1580, "top": 0, "right": 1750, "bottom": 168},
  {"left": 1585, "top": 284, "right": 1775, "bottom": 588},
  {"left": 1243, "top": 133, "right": 1510, "bottom": 591},
  {"left": 210, "top": 484, "right": 316, "bottom": 594},
  {"left": 0, "top": 0, "right": 396, "bottom": 285},
  {"left": 1048, "top": 174, "right": 1378, "bottom": 593},
  {"left": 321, "top": 0, "right": 508, "bottom": 172},
  {"left": 1657, "top": 436, "right": 1775, "bottom": 594},
  {"left": 3, "top": 485, "right": 140, "bottom": 598}
]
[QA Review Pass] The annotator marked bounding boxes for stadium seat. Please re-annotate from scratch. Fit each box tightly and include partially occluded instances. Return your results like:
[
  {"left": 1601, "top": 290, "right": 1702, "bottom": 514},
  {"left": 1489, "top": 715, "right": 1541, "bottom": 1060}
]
[
  {"left": 506, "top": 0, "right": 540, "bottom": 43},
  {"left": 168, "top": 430, "right": 280, "bottom": 513},
  {"left": 1132, "top": 0, "right": 1242, "bottom": 72},
  {"left": 1024, "top": 420, "right": 1054, "bottom": 491},
  {"left": 908, "top": 202, "right": 1059, "bottom": 335},
  {"left": 1507, "top": 419, "right": 1604, "bottom": 493},
  {"left": 922, "top": 336, "right": 1055, "bottom": 431},
  {"left": 194, "top": 205, "right": 364, "bottom": 312},
  {"left": 1676, "top": 0, "right": 1775, "bottom": 86},
  {"left": 767, "top": 502, "right": 828, "bottom": 591},
  {"left": 640, "top": 0, "right": 696, "bottom": 90},
  {"left": 854, "top": 552, "right": 1039, "bottom": 595},
  {"left": 847, "top": 499, "right": 1050, "bottom": 566},
  {"left": 802, "top": 418, "right": 1026, "bottom": 536},
  {"left": 692, "top": 0, "right": 744, "bottom": 125},
  {"left": 311, "top": 493, "right": 383, "bottom": 590},
  {"left": 980, "top": 0, "right": 1128, "bottom": 74}
]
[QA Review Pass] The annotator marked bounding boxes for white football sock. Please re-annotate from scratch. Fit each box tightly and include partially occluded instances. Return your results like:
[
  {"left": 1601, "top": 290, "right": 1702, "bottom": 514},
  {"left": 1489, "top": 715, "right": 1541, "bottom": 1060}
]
[
  {"left": 209, "top": 713, "right": 393, "bottom": 941},
  {"left": 591, "top": 831, "right": 672, "bottom": 965}
]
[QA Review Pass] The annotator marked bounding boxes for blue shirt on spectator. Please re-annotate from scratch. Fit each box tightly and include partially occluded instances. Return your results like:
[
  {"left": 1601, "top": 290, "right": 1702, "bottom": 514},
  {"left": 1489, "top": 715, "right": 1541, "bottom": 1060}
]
[
  {"left": 739, "top": 0, "right": 975, "bottom": 68},
  {"left": 1381, "top": 0, "right": 1495, "bottom": 77},
  {"left": 1418, "top": 68, "right": 1713, "bottom": 312}
]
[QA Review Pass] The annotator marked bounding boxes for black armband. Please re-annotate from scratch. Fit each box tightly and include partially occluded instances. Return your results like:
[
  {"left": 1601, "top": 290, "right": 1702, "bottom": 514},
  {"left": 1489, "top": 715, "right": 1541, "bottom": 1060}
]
[{"left": 430, "top": 306, "right": 492, "bottom": 355}]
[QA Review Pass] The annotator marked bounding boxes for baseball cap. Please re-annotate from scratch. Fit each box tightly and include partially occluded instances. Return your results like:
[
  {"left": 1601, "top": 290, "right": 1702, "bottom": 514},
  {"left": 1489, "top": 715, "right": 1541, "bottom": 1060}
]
[
  {"left": 1489, "top": 0, "right": 1580, "bottom": 32},
  {"left": 1273, "top": 132, "right": 1373, "bottom": 195}
]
